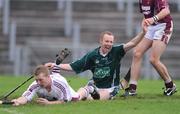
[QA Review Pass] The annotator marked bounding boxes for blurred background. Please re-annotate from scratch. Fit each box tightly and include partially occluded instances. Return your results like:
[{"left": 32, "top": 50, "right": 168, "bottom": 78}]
[{"left": 0, "top": 0, "right": 179, "bottom": 79}]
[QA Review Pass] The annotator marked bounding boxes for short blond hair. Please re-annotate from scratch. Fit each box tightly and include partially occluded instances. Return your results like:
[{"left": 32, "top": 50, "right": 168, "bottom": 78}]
[
  {"left": 99, "top": 31, "right": 114, "bottom": 40},
  {"left": 33, "top": 65, "right": 50, "bottom": 77}
]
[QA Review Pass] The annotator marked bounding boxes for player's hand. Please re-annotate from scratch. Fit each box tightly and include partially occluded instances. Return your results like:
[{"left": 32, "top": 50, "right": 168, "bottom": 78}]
[
  {"left": 141, "top": 19, "right": 149, "bottom": 33},
  {"left": 12, "top": 99, "right": 20, "bottom": 106},
  {"left": 36, "top": 98, "right": 50, "bottom": 105},
  {"left": 144, "top": 18, "right": 154, "bottom": 26},
  {"left": 44, "top": 62, "right": 56, "bottom": 69}
]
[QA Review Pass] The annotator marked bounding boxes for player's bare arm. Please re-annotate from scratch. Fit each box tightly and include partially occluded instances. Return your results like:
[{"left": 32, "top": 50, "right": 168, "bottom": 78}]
[
  {"left": 36, "top": 98, "right": 64, "bottom": 105},
  {"left": 45, "top": 63, "right": 73, "bottom": 71},
  {"left": 12, "top": 96, "right": 28, "bottom": 106},
  {"left": 59, "top": 64, "right": 73, "bottom": 71},
  {"left": 155, "top": 7, "right": 170, "bottom": 20},
  {"left": 143, "top": 7, "right": 170, "bottom": 26},
  {"left": 123, "top": 31, "right": 145, "bottom": 52}
]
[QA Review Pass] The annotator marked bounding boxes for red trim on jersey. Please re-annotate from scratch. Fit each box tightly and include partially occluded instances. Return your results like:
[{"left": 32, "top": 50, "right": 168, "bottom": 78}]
[{"left": 53, "top": 80, "right": 68, "bottom": 101}]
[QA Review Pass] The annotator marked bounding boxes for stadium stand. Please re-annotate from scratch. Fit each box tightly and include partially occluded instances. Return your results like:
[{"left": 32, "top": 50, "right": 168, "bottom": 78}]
[
  {"left": 0, "top": 0, "right": 179, "bottom": 79},
  {"left": 0, "top": 5, "right": 14, "bottom": 74}
]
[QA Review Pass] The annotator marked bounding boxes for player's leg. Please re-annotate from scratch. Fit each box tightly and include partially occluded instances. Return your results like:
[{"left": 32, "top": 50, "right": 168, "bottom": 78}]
[
  {"left": 77, "top": 83, "right": 100, "bottom": 100},
  {"left": 150, "top": 40, "right": 171, "bottom": 81},
  {"left": 77, "top": 87, "right": 112, "bottom": 100},
  {"left": 99, "top": 86, "right": 121, "bottom": 100},
  {"left": 78, "top": 86, "right": 120, "bottom": 100},
  {"left": 119, "top": 68, "right": 131, "bottom": 90},
  {"left": 98, "top": 89, "right": 111, "bottom": 100},
  {"left": 150, "top": 22, "right": 176, "bottom": 96},
  {"left": 128, "top": 38, "right": 152, "bottom": 95},
  {"left": 120, "top": 68, "right": 133, "bottom": 96},
  {"left": 150, "top": 37, "right": 176, "bottom": 95},
  {"left": 77, "top": 87, "right": 88, "bottom": 100},
  {"left": 78, "top": 89, "right": 112, "bottom": 100},
  {"left": 77, "top": 87, "right": 93, "bottom": 100}
]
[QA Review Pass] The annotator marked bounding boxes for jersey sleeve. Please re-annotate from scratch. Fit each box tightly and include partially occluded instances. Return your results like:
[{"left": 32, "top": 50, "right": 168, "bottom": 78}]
[
  {"left": 70, "top": 52, "right": 92, "bottom": 74},
  {"left": 51, "top": 65, "right": 61, "bottom": 74},
  {"left": 156, "top": 0, "right": 169, "bottom": 10},
  {"left": 22, "top": 81, "right": 39, "bottom": 102},
  {"left": 116, "top": 44, "right": 126, "bottom": 58}
]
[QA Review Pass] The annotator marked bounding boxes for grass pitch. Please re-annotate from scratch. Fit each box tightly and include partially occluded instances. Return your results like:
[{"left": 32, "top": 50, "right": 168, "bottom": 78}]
[{"left": 0, "top": 75, "right": 180, "bottom": 114}]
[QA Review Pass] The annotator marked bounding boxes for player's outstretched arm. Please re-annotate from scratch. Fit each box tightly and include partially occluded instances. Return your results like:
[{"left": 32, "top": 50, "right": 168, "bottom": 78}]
[
  {"left": 45, "top": 62, "right": 73, "bottom": 71},
  {"left": 123, "top": 31, "right": 145, "bottom": 52},
  {"left": 59, "top": 64, "right": 73, "bottom": 71},
  {"left": 156, "top": 7, "right": 170, "bottom": 20},
  {"left": 143, "top": 7, "right": 170, "bottom": 27},
  {"left": 36, "top": 98, "right": 64, "bottom": 105},
  {"left": 12, "top": 96, "right": 28, "bottom": 106}
]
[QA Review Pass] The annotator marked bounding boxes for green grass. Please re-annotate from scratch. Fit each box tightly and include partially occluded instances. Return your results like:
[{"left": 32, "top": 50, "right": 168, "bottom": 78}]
[{"left": 0, "top": 75, "right": 180, "bottom": 114}]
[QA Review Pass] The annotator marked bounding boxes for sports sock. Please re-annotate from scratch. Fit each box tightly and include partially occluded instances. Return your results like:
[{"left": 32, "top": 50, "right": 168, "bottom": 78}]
[
  {"left": 124, "top": 68, "right": 131, "bottom": 82},
  {"left": 165, "top": 81, "right": 173, "bottom": 88},
  {"left": 85, "top": 86, "right": 94, "bottom": 94},
  {"left": 129, "top": 84, "right": 137, "bottom": 91}
]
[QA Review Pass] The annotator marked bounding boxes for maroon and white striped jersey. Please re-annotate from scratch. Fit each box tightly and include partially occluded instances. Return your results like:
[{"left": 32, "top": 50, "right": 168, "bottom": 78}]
[
  {"left": 22, "top": 67, "right": 79, "bottom": 102},
  {"left": 139, "top": 0, "right": 172, "bottom": 23}
]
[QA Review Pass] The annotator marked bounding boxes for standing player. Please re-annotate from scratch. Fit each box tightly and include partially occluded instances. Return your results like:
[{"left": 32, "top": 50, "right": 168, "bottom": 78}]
[
  {"left": 12, "top": 65, "right": 99, "bottom": 106},
  {"left": 45, "top": 30, "right": 145, "bottom": 100},
  {"left": 128, "top": 0, "right": 177, "bottom": 96}
]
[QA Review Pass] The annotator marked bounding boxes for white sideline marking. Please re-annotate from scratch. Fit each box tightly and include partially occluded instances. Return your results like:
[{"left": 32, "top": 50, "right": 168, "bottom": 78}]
[{"left": 1, "top": 108, "right": 24, "bottom": 114}]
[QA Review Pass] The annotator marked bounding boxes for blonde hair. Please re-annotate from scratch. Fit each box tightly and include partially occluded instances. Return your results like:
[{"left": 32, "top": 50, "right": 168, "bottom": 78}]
[{"left": 33, "top": 65, "right": 50, "bottom": 77}]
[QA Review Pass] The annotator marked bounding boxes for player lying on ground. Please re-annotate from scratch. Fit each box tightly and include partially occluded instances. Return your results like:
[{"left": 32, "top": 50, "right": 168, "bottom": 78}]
[
  {"left": 45, "top": 30, "right": 145, "bottom": 100},
  {"left": 11, "top": 65, "right": 104, "bottom": 106}
]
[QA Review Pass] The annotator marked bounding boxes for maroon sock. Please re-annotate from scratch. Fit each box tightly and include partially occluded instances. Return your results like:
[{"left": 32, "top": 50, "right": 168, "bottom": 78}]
[
  {"left": 129, "top": 84, "right": 137, "bottom": 91},
  {"left": 165, "top": 81, "right": 173, "bottom": 88}
]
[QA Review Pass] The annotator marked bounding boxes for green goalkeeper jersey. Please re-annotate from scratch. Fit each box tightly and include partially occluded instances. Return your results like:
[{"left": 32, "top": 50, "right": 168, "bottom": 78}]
[{"left": 70, "top": 44, "right": 125, "bottom": 88}]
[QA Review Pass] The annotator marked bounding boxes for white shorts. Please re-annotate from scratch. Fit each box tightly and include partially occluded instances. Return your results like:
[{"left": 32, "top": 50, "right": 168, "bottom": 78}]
[
  {"left": 145, "top": 22, "right": 173, "bottom": 44},
  {"left": 97, "top": 86, "right": 118, "bottom": 93}
]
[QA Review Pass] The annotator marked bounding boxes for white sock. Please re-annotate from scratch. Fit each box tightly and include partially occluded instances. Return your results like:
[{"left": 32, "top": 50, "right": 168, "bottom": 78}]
[
  {"left": 165, "top": 80, "right": 172, "bottom": 84},
  {"left": 84, "top": 86, "right": 94, "bottom": 94},
  {"left": 129, "top": 80, "right": 137, "bottom": 85}
]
